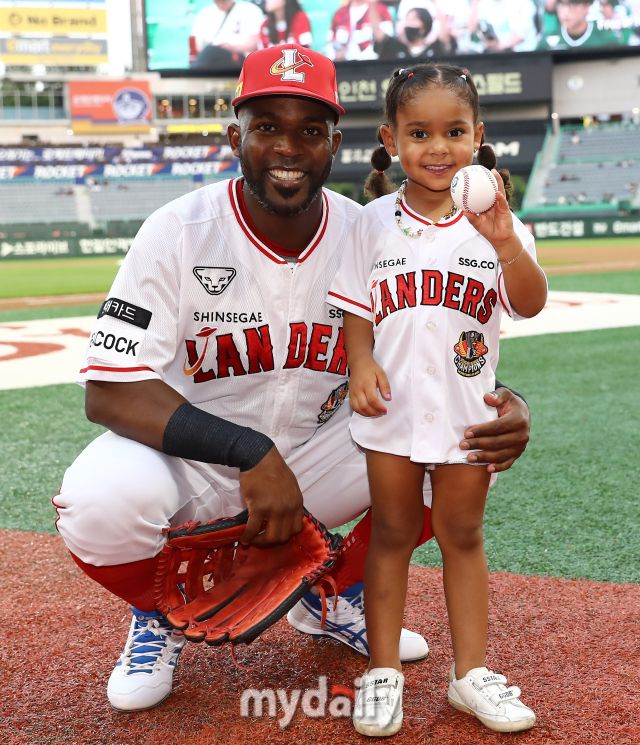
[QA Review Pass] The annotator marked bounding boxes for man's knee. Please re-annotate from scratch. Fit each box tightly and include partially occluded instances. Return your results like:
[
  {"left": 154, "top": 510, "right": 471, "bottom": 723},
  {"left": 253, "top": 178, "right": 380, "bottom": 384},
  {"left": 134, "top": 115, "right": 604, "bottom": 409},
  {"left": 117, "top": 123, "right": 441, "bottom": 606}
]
[{"left": 55, "top": 433, "right": 180, "bottom": 564}]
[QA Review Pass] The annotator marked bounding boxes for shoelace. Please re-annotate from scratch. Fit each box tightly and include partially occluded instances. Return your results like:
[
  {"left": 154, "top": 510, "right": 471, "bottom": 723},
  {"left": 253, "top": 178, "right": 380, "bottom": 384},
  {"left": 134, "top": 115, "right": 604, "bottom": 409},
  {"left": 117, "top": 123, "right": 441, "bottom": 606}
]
[
  {"left": 333, "top": 590, "right": 364, "bottom": 620},
  {"left": 122, "top": 617, "right": 180, "bottom": 675}
]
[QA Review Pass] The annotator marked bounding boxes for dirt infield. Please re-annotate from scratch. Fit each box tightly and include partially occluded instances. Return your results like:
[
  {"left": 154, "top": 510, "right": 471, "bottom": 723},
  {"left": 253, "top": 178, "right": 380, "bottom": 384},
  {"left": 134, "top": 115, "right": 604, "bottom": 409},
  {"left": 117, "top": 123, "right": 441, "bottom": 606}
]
[
  {"left": 537, "top": 243, "right": 640, "bottom": 275},
  {"left": 3, "top": 530, "right": 639, "bottom": 745}
]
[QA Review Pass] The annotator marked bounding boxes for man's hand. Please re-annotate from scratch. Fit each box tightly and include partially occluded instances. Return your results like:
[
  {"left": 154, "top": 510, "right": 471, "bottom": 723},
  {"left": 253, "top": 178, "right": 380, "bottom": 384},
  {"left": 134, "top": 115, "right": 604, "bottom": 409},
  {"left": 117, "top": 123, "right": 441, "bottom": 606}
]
[
  {"left": 459, "top": 388, "right": 530, "bottom": 473},
  {"left": 239, "top": 446, "right": 304, "bottom": 548}
]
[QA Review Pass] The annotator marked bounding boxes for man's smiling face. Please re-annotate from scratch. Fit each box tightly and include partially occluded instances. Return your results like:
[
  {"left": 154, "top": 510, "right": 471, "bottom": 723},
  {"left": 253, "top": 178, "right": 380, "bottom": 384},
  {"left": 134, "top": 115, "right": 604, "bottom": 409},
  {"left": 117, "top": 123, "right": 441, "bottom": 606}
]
[{"left": 229, "top": 95, "right": 341, "bottom": 216}]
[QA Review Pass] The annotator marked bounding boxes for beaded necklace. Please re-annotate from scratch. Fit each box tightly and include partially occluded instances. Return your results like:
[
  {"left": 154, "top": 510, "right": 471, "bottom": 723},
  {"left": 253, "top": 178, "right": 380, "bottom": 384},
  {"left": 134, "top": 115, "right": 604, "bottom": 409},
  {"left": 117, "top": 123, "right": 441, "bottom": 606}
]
[{"left": 394, "top": 180, "right": 458, "bottom": 238}]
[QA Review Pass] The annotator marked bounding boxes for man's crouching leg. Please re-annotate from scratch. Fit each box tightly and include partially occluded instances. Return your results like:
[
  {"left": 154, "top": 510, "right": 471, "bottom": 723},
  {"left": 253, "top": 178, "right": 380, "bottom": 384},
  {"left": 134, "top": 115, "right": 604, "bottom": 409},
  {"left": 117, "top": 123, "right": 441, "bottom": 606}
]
[{"left": 54, "top": 431, "right": 233, "bottom": 712}]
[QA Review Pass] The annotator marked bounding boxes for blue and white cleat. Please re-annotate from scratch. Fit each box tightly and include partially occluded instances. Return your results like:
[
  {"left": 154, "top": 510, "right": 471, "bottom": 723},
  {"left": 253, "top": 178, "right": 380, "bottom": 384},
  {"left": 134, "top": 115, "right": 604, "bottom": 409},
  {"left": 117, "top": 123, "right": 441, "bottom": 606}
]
[
  {"left": 287, "top": 582, "right": 428, "bottom": 662},
  {"left": 107, "top": 607, "right": 185, "bottom": 712}
]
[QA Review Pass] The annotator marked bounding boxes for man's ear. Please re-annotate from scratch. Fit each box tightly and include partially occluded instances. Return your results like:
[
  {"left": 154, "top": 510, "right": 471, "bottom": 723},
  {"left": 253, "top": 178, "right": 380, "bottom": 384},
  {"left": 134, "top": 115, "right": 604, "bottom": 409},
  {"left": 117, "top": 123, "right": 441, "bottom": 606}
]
[
  {"left": 332, "top": 127, "right": 342, "bottom": 158},
  {"left": 380, "top": 125, "right": 398, "bottom": 157},
  {"left": 228, "top": 123, "right": 241, "bottom": 158}
]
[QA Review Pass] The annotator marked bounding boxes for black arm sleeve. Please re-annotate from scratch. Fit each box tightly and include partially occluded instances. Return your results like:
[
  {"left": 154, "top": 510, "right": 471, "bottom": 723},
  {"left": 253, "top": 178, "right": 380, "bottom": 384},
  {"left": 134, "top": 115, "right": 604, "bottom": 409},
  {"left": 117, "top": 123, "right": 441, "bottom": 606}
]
[
  {"left": 495, "top": 380, "right": 527, "bottom": 407},
  {"left": 163, "top": 403, "right": 274, "bottom": 472}
]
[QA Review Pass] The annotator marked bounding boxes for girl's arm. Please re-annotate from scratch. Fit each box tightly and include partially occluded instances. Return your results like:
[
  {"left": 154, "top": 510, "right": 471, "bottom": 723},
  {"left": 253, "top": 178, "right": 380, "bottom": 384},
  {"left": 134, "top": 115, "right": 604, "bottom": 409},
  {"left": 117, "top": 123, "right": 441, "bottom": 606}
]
[
  {"left": 465, "top": 171, "right": 547, "bottom": 318},
  {"left": 343, "top": 311, "right": 392, "bottom": 417}
]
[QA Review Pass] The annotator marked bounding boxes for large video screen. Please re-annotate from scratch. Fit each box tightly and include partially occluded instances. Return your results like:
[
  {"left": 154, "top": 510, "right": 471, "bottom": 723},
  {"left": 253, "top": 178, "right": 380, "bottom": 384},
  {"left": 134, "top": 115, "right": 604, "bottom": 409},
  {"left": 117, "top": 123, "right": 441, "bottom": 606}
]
[{"left": 145, "top": 0, "right": 640, "bottom": 71}]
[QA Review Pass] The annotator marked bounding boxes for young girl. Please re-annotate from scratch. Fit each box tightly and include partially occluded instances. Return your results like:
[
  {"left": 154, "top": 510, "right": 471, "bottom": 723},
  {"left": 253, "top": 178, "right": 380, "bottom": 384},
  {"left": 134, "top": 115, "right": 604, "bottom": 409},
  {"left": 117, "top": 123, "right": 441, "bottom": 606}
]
[{"left": 328, "top": 63, "right": 547, "bottom": 737}]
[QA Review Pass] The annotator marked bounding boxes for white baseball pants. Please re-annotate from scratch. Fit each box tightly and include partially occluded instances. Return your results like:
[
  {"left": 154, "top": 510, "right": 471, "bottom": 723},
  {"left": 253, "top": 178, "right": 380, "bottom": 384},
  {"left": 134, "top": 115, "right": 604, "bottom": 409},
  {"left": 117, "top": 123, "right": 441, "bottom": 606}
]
[{"left": 55, "top": 404, "right": 436, "bottom": 566}]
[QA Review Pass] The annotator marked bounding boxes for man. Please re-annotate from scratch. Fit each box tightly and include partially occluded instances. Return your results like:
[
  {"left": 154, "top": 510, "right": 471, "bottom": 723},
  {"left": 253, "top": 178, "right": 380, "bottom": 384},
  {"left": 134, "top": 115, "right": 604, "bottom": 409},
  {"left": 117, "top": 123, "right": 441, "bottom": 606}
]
[
  {"left": 537, "top": 0, "right": 624, "bottom": 48},
  {"left": 190, "top": 0, "right": 264, "bottom": 68},
  {"left": 54, "top": 45, "right": 531, "bottom": 713},
  {"left": 326, "top": 0, "right": 395, "bottom": 61}
]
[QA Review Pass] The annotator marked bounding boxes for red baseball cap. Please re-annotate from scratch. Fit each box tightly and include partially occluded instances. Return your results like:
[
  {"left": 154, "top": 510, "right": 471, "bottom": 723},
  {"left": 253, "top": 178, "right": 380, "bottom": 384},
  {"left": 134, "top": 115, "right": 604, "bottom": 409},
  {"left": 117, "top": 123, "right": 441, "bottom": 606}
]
[{"left": 232, "top": 45, "right": 345, "bottom": 119}]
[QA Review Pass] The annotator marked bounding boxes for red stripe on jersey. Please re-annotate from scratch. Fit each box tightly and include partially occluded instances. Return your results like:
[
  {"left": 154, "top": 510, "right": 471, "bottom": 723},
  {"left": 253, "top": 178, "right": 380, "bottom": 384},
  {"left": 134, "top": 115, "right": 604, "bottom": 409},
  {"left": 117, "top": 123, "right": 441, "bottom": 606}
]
[
  {"left": 328, "top": 291, "right": 371, "bottom": 313},
  {"left": 297, "top": 191, "right": 329, "bottom": 263},
  {"left": 400, "top": 198, "right": 464, "bottom": 228},
  {"left": 79, "top": 365, "right": 155, "bottom": 374},
  {"left": 229, "top": 178, "right": 328, "bottom": 264},
  {"left": 235, "top": 178, "right": 302, "bottom": 257},
  {"left": 497, "top": 272, "right": 512, "bottom": 317},
  {"left": 229, "top": 179, "right": 287, "bottom": 265}
]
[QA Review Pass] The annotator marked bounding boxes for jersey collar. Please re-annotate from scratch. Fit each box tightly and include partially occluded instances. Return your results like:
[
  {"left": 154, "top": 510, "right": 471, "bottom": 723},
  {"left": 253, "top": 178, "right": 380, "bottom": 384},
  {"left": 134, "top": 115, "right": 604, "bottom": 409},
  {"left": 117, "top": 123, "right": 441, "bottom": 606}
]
[
  {"left": 400, "top": 193, "right": 464, "bottom": 228},
  {"left": 229, "top": 177, "right": 329, "bottom": 265},
  {"left": 561, "top": 21, "right": 593, "bottom": 47}
]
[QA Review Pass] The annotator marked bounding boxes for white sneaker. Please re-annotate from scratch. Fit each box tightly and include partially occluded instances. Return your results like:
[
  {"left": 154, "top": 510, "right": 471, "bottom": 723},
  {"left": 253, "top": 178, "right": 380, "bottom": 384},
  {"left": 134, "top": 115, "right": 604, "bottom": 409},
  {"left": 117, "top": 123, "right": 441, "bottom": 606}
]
[
  {"left": 107, "top": 607, "right": 186, "bottom": 712},
  {"left": 287, "top": 582, "right": 428, "bottom": 662},
  {"left": 448, "top": 664, "right": 536, "bottom": 732},
  {"left": 353, "top": 667, "right": 404, "bottom": 737}
]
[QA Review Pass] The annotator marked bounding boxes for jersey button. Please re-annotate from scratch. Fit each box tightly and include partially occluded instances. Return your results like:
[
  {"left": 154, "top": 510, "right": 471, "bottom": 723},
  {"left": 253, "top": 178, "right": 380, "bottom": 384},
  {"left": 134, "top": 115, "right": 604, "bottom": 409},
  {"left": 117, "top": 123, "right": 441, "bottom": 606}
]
[
  {"left": 427, "top": 366, "right": 436, "bottom": 375},
  {"left": 428, "top": 257, "right": 438, "bottom": 266},
  {"left": 276, "top": 301, "right": 284, "bottom": 311},
  {"left": 426, "top": 234, "right": 435, "bottom": 243},
  {"left": 274, "top": 428, "right": 281, "bottom": 436},
  {"left": 426, "top": 321, "right": 436, "bottom": 331},
  {"left": 425, "top": 413, "right": 434, "bottom": 423}
]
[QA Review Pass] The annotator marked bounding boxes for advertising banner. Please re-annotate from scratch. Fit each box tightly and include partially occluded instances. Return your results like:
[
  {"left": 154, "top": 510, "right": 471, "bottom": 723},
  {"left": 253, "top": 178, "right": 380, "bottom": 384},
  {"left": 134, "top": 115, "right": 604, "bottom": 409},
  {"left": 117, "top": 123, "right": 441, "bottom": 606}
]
[
  {"left": 0, "top": 36, "right": 107, "bottom": 65},
  {"left": 0, "top": 144, "right": 236, "bottom": 164},
  {"left": 69, "top": 80, "right": 153, "bottom": 134},
  {"left": 145, "top": 0, "right": 640, "bottom": 71},
  {"left": 336, "top": 54, "right": 552, "bottom": 111},
  {"left": 0, "top": 6, "right": 107, "bottom": 34},
  {"left": 0, "top": 160, "right": 240, "bottom": 180},
  {"left": 523, "top": 214, "right": 640, "bottom": 240},
  {"left": 0, "top": 0, "right": 110, "bottom": 67}
]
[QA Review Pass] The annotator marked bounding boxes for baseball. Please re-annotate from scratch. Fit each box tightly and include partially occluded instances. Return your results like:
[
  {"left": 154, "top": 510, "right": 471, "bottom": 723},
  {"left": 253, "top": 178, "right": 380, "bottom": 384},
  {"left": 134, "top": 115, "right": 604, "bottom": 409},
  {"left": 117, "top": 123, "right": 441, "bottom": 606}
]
[{"left": 450, "top": 165, "right": 499, "bottom": 215}]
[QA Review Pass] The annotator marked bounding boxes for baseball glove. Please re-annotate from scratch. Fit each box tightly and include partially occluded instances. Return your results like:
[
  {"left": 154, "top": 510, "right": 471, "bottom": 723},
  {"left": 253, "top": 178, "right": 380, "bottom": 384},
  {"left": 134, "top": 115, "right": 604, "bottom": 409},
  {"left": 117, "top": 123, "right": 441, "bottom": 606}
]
[{"left": 155, "top": 508, "right": 342, "bottom": 647}]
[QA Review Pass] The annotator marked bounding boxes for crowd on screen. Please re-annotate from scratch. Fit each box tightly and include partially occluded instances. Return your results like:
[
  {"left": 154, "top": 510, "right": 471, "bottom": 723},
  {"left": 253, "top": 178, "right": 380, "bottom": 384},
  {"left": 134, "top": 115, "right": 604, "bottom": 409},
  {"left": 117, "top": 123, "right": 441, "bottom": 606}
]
[{"left": 188, "top": 0, "right": 640, "bottom": 67}]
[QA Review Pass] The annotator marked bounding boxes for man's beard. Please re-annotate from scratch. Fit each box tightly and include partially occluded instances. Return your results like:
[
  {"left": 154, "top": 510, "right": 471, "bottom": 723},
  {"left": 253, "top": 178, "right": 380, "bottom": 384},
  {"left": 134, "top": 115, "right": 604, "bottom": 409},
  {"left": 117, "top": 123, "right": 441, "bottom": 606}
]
[{"left": 239, "top": 145, "right": 333, "bottom": 216}]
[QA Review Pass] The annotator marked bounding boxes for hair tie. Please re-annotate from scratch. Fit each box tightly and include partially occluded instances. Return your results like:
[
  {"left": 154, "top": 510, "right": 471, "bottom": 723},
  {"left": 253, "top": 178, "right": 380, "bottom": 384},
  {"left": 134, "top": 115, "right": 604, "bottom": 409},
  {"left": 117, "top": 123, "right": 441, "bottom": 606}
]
[
  {"left": 460, "top": 74, "right": 467, "bottom": 81},
  {"left": 377, "top": 170, "right": 385, "bottom": 174},
  {"left": 463, "top": 69, "right": 470, "bottom": 74},
  {"left": 407, "top": 73, "right": 414, "bottom": 78},
  {"left": 394, "top": 68, "right": 406, "bottom": 77}
]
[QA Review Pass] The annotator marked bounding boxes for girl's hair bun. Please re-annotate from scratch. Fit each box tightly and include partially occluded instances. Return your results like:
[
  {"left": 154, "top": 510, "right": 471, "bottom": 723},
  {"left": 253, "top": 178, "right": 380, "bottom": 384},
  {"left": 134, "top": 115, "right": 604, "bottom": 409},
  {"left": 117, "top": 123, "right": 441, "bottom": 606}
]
[
  {"left": 365, "top": 127, "right": 396, "bottom": 200},
  {"left": 477, "top": 143, "right": 496, "bottom": 171}
]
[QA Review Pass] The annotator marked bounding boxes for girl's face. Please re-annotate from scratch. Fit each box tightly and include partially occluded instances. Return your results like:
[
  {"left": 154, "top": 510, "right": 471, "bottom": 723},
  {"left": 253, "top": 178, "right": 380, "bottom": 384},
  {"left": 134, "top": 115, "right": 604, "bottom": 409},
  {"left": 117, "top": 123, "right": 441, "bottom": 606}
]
[{"left": 381, "top": 85, "right": 483, "bottom": 194}]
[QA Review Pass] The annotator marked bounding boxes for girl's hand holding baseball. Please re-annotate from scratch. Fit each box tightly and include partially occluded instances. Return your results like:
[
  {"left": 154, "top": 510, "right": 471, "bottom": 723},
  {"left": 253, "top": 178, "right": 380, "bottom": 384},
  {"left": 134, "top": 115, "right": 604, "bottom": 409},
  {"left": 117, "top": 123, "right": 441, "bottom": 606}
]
[
  {"left": 463, "top": 170, "right": 522, "bottom": 262},
  {"left": 348, "top": 358, "right": 391, "bottom": 417}
]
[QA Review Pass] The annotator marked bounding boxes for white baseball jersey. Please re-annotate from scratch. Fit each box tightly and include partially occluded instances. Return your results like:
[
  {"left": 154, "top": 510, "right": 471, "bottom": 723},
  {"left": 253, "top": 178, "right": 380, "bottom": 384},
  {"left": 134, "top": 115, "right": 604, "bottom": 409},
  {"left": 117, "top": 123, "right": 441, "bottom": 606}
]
[
  {"left": 328, "top": 190, "right": 540, "bottom": 464},
  {"left": 78, "top": 177, "right": 361, "bottom": 459}
]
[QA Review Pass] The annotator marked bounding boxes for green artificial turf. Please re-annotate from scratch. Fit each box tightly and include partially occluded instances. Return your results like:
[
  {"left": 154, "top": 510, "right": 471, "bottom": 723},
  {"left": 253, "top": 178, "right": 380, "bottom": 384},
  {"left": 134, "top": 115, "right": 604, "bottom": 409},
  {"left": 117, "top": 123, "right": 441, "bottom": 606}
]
[
  {"left": 0, "top": 257, "right": 120, "bottom": 299},
  {"left": 546, "top": 270, "right": 640, "bottom": 295},
  {"left": 0, "top": 384, "right": 105, "bottom": 533},
  {"left": 1, "top": 327, "right": 639, "bottom": 583},
  {"left": 0, "top": 304, "right": 102, "bottom": 324}
]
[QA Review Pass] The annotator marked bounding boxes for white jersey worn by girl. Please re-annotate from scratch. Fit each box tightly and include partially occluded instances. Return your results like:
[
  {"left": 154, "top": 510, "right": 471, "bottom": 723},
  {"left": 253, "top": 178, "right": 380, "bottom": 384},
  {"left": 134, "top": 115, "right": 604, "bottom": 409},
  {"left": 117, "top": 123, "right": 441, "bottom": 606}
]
[
  {"left": 328, "top": 189, "right": 539, "bottom": 464},
  {"left": 78, "top": 177, "right": 360, "bottom": 460}
]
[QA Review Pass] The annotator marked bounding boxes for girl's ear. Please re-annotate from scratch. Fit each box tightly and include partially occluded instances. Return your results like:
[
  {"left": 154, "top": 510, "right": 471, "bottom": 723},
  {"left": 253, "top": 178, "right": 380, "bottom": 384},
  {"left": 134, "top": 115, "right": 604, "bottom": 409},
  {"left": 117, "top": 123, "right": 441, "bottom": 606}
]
[
  {"left": 380, "top": 125, "right": 398, "bottom": 158},
  {"left": 474, "top": 121, "right": 484, "bottom": 153}
]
